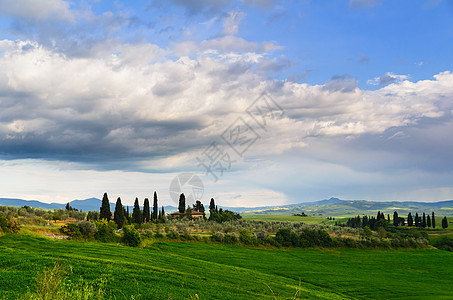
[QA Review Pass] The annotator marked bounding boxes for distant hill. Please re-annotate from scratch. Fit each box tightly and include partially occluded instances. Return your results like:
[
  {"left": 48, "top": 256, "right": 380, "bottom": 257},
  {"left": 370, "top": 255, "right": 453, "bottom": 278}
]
[
  {"left": 0, "top": 197, "right": 177, "bottom": 213},
  {"left": 0, "top": 197, "right": 110, "bottom": 211},
  {"left": 2, "top": 196, "right": 453, "bottom": 216},
  {"left": 239, "top": 197, "right": 453, "bottom": 216}
]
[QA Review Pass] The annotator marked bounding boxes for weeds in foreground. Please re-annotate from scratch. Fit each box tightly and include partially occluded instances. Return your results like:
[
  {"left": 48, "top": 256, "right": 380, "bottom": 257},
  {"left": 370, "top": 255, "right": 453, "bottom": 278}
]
[
  {"left": 22, "top": 261, "right": 108, "bottom": 300},
  {"left": 265, "top": 279, "right": 303, "bottom": 299}
]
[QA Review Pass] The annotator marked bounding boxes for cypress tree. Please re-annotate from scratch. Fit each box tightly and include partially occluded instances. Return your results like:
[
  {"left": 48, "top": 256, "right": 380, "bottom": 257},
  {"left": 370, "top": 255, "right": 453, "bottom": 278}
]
[
  {"left": 387, "top": 214, "right": 390, "bottom": 222},
  {"left": 393, "top": 211, "right": 399, "bottom": 226},
  {"left": 427, "top": 215, "right": 431, "bottom": 228},
  {"left": 422, "top": 212, "right": 426, "bottom": 228},
  {"left": 178, "top": 193, "right": 186, "bottom": 213},
  {"left": 161, "top": 206, "right": 165, "bottom": 219},
  {"left": 407, "top": 213, "right": 413, "bottom": 227},
  {"left": 143, "top": 198, "right": 150, "bottom": 223},
  {"left": 415, "top": 213, "right": 420, "bottom": 227},
  {"left": 132, "top": 197, "right": 142, "bottom": 224},
  {"left": 432, "top": 212, "right": 436, "bottom": 228},
  {"left": 153, "top": 192, "right": 158, "bottom": 220},
  {"left": 209, "top": 198, "right": 216, "bottom": 212},
  {"left": 442, "top": 216, "right": 448, "bottom": 229},
  {"left": 100, "top": 192, "right": 112, "bottom": 221},
  {"left": 113, "top": 197, "right": 125, "bottom": 229}
]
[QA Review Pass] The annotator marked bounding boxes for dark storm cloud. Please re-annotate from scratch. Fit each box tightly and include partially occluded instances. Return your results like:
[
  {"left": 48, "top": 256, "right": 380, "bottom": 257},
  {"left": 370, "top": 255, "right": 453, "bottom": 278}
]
[{"left": 0, "top": 117, "right": 208, "bottom": 167}]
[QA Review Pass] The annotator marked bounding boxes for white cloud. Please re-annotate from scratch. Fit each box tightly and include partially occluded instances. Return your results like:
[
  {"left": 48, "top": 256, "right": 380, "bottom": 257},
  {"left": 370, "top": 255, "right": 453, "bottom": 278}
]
[
  {"left": 221, "top": 10, "right": 246, "bottom": 35},
  {"left": 0, "top": 0, "right": 74, "bottom": 22},
  {"left": 1, "top": 40, "right": 452, "bottom": 169},
  {"left": 367, "top": 72, "right": 409, "bottom": 86}
]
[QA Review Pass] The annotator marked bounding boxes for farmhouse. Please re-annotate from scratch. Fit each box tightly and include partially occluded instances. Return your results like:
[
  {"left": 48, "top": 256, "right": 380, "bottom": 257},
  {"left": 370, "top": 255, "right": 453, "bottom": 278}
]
[{"left": 169, "top": 209, "right": 205, "bottom": 219}]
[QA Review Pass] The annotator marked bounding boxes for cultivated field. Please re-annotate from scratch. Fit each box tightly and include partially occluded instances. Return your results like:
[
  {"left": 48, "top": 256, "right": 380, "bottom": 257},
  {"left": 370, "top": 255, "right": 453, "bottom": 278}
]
[
  {"left": 242, "top": 214, "right": 329, "bottom": 223},
  {"left": 1, "top": 232, "right": 452, "bottom": 299}
]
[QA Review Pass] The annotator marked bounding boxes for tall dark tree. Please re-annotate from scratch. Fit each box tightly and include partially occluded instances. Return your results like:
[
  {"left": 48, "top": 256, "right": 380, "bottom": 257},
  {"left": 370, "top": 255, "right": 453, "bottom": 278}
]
[
  {"left": 432, "top": 212, "right": 436, "bottom": 228},
  {"left": 209, "top": 198, "right": 216, "bottom": 212},
  {"left": 387, "top": 215, "right": 390, "bottom": 222},
  {"left": 178, "top": 193, "right": 186, "bottom": 213},
  {"left": 126, "top": 206, "right": 130, "bottom": 222},
  {"left": 415, "top": 213, "right": 420, "bottom": 227},
  {"left": 132, "top": 197, "right": 142, "bottom": 224},
  {"left": 407, "top": 213, "right": 413, "bottom": 227},
  {"left": 161, "top": 205, "right": 165, "bottom": 219},
  {"left": 153, "top": 192, "right": 158, "bottom": 220},
  {"left": 193, "top": 200, "right": 205, "bottom": 212},
  {"left": 143, "top": 198, "right": 150, "bottom": 223},
  {"left": 114, "top": 197, "right": 125, "bottom": 229},
  {"left": 100, "top": 192, "right": 112, "bottom": 221},
  {"left": 422, "top": 212, "right": 427, "bottom": 228},
  {"left": 427, "top": 215, "right": 431, "bottom": 228},
  {"left": 393, "top": 211, "right": 399, "bottom": 226},
  {"left": 442, "top": 216, "right": 448, "bottom": 229}
]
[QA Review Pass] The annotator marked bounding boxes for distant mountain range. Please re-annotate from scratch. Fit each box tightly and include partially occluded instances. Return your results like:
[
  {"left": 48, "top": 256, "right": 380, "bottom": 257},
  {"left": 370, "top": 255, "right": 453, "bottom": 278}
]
[
  {"left": 1, "top": 196, "right": 453, "bottom": 216},
  {"left": 0, "top": 198, "right": 177, "bottom": 213}
]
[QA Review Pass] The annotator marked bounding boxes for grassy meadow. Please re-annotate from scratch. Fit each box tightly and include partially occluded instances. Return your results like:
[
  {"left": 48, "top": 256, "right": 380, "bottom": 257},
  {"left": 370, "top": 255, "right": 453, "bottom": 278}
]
[
  {"left": 241, "top": 214, "right": 329, "bottom": 223},
  {"left": 1, "top": 231, "right": 453, "bottom": 299}
]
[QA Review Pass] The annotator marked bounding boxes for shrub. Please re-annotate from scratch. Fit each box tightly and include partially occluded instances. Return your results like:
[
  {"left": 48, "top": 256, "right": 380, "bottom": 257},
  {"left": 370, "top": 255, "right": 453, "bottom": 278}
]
[
  {"left": 94, "top": 219, "right": 117, "bottom": 243},
  {"left": 59, "top": 223, "right": 81, "bottom": 238},
  {"left": 0, "top": 215, "right": 20, "bottom": 234},
  {"left": 433, "top": 237, "right": 453, "bottom": 251},
  {"left": 141, "top": 230, "right": 154, "bottom": 239},
  {"left": 167, "top": 230, "right": 180, "bottom": 240},
  {"left": 275, "top": 228, "right": 299, "bottom": 247},
  {"left": 122, "top": 225, "right": 141, "bottom": 247},
  {"left": 214, "top": 232, "right": 224, "bottom": 242},
  {"left": 239, "top": 229, "right": 256, "bottom": 245},
  {"left": 78, "top": 221, "right": 97, "bottom": 238}
]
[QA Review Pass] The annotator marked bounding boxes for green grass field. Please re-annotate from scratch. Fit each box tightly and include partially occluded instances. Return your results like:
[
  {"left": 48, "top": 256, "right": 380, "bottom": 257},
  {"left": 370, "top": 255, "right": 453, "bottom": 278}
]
[
  {"left": 1, "top": 232, "right": 453, "bottom": 299},
  {"left": 242, "top": 214, "right": 329, "bottom": 224}
]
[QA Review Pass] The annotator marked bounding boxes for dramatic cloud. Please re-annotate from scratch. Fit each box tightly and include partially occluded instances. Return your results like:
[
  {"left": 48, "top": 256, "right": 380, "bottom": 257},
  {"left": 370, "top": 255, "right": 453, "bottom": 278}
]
[
  {"left": 1, "top": 1, "right": 452, "bottom": 205},
  {"left": 1, "top": 39, "right": 451, "bottom": 176}
]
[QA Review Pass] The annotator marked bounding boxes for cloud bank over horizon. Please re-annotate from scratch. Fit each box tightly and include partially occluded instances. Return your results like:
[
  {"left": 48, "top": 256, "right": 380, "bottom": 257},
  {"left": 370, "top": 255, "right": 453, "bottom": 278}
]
[{"left": 0, "top": 0, "right": 453, "bottom": 206}]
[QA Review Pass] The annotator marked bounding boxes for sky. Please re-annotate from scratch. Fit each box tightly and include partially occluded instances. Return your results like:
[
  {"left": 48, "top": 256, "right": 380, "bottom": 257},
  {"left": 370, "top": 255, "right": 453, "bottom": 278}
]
[{"left": 0, "top": 0, "right": 453, "bottom": 207}]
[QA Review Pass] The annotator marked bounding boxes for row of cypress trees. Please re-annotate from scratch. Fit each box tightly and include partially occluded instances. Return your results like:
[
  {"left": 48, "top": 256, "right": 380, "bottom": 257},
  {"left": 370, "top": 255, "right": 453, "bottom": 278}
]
[
  {"left": 343, "top": 211, "right": 449, "bottom": 230},
  {"left": 99, "top": 192, "right": 165, "bottom": 229}
]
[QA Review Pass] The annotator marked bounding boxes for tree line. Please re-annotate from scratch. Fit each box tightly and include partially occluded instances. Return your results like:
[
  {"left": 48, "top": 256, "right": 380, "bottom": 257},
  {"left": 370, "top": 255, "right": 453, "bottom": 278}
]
[
  {"left": 96, "top": 192, "right": 165, "bottom": 229},
  {"left": 341, "top": 211, "right": 449, "bottom": 230}
]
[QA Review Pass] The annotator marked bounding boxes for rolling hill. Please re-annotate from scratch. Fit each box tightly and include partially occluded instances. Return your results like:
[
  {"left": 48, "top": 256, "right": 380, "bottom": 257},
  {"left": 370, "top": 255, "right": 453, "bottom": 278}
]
[{"left": 2, "top": 196, "right": 453, "bottom": 216}]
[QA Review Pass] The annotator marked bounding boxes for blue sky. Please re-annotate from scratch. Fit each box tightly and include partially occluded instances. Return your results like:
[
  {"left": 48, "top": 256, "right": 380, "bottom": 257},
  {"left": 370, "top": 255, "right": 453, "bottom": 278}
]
[{"left": 0, "top": 0, "right": 452, "bottom": 206}]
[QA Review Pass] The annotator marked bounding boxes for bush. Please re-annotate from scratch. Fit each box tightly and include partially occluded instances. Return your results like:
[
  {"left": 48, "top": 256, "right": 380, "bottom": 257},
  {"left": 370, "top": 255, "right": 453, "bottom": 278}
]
[
  {"left": 433, "top": 237, "right": 453, "bottom": 252},
  {"left": 239, "top": 229, "right": 256, "bottom": 245},
  {"left": 0, "top": 215, "right": 20, "bottom": 234},
  {"left": 167, "top": 230, "right": 180, "bottom": 240},
  {"left": 59, "top": 223, "right": 81, "bottom": 238},
  {"left": 78, "top": 221, "right": 97, "bottom": 238},
  {"left": 214, "top": 232, "right": 224, "bottom": 242},
  {"left": 141, "top": 230, "right": 154, "bottom": 239},
  {"left": 94, "top": 220, "right": 117, "bottom": 243},
  {"left": 122, "top": 225, "right": 141, "bottom": 247}
]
